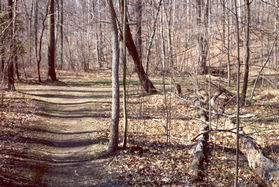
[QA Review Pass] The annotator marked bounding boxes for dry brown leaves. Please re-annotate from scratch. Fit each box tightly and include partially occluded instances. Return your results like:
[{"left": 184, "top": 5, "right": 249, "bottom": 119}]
[
  {"left": 0, "top": 90, "right": 38, "bottom": 183},
  {"left": 109, "top": 88, "right": 274, "bottom": 186}
]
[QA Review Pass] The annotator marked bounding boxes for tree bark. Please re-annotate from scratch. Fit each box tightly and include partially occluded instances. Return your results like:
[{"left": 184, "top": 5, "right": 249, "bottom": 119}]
[
  {"left": 192, "top": 110, "right": 209, "bottom": 183},
  {"left": 0, "top": 1, "right": 5, "bottom": 79},
  {"left": 34, "top": 0, "right": 40, "bottom": 82},
  {"left": 227, "top": 0, "right": 231, "bottom": 87},
  {"left": 196, "top": 0, "right": 209, "bottom": 75},
  {"left": 240, "top": 0, "right": 250, "bottom": 106},
  {"left": 37, "top": 2, "right": 49, "bottom": 83},
  {"left": 7, "top": 0, "right": 15, "bottom": 91},
  {"left": 107, "top": 0, "right": 120, "bottom": 153},
  {"left": 119, "top": 3, "right": 157, "bottom": 94},
  {"left": 240, "top": 135, "right": 279, "bottom": 186},
  {"left": 234, "top": 0, "right": 241, "bottom": 184},
  {"left": 60, "top": 0, "right": 64, "bottom": 70},
  {"left": 48, "top": 0, "right": 58, "bottom": 81},
  {"left": 134, "top": 0, "right": 142, "bottom": 61},
  {"left": 121, "top": 0, "right": 128, "bottom": 149}
]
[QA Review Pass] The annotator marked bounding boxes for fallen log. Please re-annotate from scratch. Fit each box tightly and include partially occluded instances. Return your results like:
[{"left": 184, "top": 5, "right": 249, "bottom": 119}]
[
  {"left": 191, "top": 110, "right": 209, "bottom": 183},
  {"left": 240, "top": 135, "right": 279, "bottom": 186}
]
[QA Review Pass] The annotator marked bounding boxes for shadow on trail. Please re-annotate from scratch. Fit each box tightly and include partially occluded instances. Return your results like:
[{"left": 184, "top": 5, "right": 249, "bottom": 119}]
[
  {"left": 0, "top": 148, "right": 122, "bottom": 186},
  {"left": 18, "top": 126, "right": 101, "bottom": 135},
  {"left": 32, "top": 98, "right": 112, "bottom": 105},
  {"left": 19, "top": 88, "right": 112, "bottom": 94},
  {"left": 22, "top": 92, "right": 112, "bottom": 100},
  {"left": 35, "top": 112, "right": 109, "bottom": 119},
  {"left": 0, "top": 124, "right": 119, "bottom": 186},
  {"left": 0, "top": 81, "right": 127, "bottom": 186},
  {"left": 0, "top": 132, "right": 108, "bottom": 148}
]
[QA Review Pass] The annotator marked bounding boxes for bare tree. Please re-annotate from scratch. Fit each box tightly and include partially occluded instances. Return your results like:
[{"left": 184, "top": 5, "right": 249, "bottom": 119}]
[
  {"left": 107, "top": 0, "right": 120, "bottom": 153},
  {"left": 60, "top": 0, "right": 64, "bottom": 70},
  {"left": 121, "top": 0, "right": 128, "bottom": 149},
  {"left": 36, "top": 1, "right": 49, "bottom": 83},
  {"left": 134, "top": 0, "right": 142, "bottom": 61},
  {"left": 240, "top": 0, "right": 250, "bottom": 105},
  {"left": 120, "top": 3, "right": 157, "bottom": 94},
  {"left": 0, "top": 1, "right": 5, "bottom": 78},
  {"left": 7, "top": 0, "right": 15, "bottom": 91},
  {"left": 48, "top": 0, "right": 57, "bottom": 81},
  {"left": 234, "top": 0, "right": 241, "bottom": 185},
  {"left": 196, "top": 0, "right": 209, "bottom": 74},
  {"left": 145, "top": 0, "right": 163, "bottom": 75}
]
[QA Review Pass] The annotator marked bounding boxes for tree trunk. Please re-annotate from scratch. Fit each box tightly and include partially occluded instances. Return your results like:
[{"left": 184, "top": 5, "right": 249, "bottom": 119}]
[
  {"left": 192, "top": 109, "right": 209, "bottom": 183},
  {"left": 34, "top": 0, "right": 41, "bottom": 82},
  {"left": 196, "top": 0, "right": 209, "bottom": 75},
  {"left": 274, "top": 0, "right": 279, "bottom": 69},
  {"left": 107, "top": 0, "right": 120, "bottom": 153},
  {"left": 96, "top": 0, "right": 104, "bottom": 68},
  {"left": 48, "top": 0, "right": 58, "bottom": 81},
  {"left": 37, "top": 2, "right": 49, "bottom": 83},
  {"left": 234, "top": 0, "right": 241, "bottom": 184},
  {"left": 60, "top": 0, "right": 64, "bottom": 70},
  {"left": 145, "top": 0, "right": 163, "bottom": 75},
  {"left": 121, "top": 0, "right": 128, "bottom": 149},
  {"left": 119, "top": 4, "right": 157, "bottom": 94},
  {"left": 28, "top": 0, "right": 33, "bottom": 67},
  {"left": 240, "top": 0, "right": 250, "bottom": 106},
  {"left": 0, "top": 1, "right": 5, "bottom": 79},
  {"left": 165, "top": 1, "right": 174, "bottom": 70},
  {"left": 7, "top": 0, "right": 15, "bottom": 91},
  {"left": 134, "top": 0, "right": 142, "bottom": 62},
  {"left": 227, "top": 0, "right": 232, "bottom": 87},
  {"left": 15, "top": 56, "right": 20, "bottom": 81},
  {"left": 240, "top": 135, "right": 279, "bottom": 186}
]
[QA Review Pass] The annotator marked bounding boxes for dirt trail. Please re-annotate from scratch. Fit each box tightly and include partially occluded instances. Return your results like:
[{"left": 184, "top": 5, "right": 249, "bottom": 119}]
[{"left": 11, "top": 79, "right": 120, "bottom": 186}]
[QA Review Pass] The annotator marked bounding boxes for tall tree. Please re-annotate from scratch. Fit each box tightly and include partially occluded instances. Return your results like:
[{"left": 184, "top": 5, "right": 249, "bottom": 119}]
[
  {"left": 0, "top": 0, "right": 5, "bottom": 78},
  {"left": 36, "top": 1, "right": 49, "bottom": 83},
  {"left": 274, "top": 0, "right": 279, "bottom": 68},
  {"left": 234, "top": 0, "right": 241, "bottom": 185},
  {"left": 60, "top": 0, "right": 64, "bottom": 70},
  {"left": 145, "top": 0, "right": 163, "bottom": 75},
  {"left": 121, "top": 0, "right": 128, "bottom": 149},
  {"left": 107, "top": 0, "right": 120, "bottom": 153},
  {"left": 7, "top": 0, "right": 15, "bottom": 91},
  {"left": 196, "top": 0, "right": 209, "bottom": 74},
  {"left": 240, "top": 0, "right": 250, "bottom": 105},
  {"left": 119, "top": 2, "right": 157, "bottom": 94},
  {"left": 134, "top": 0, "right": 142, "bottom": 61},
  {"left": 48, "top": 0, "right": 57, "bottom": 81}
]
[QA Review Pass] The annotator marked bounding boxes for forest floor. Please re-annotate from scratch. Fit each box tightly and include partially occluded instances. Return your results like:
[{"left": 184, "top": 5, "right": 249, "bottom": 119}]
[{"left": 0, "top": 70, "right": 279, "bottom": 186}]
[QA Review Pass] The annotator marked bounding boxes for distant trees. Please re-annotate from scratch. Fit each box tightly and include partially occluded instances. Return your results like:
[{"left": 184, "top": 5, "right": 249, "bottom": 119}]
[{"left": 1, "top": 0, "right": 278, "bottom": 86}]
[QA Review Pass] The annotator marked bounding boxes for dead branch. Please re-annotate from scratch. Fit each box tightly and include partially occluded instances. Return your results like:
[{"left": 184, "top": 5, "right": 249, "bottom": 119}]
[{"left": 240, "top": 136, "right": 279, "bottom": 186}]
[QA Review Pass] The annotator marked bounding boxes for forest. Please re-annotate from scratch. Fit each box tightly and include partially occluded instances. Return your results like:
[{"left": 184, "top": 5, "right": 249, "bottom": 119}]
[{"left": 0, "top": 0, "right": 279, "bottom": 186}]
